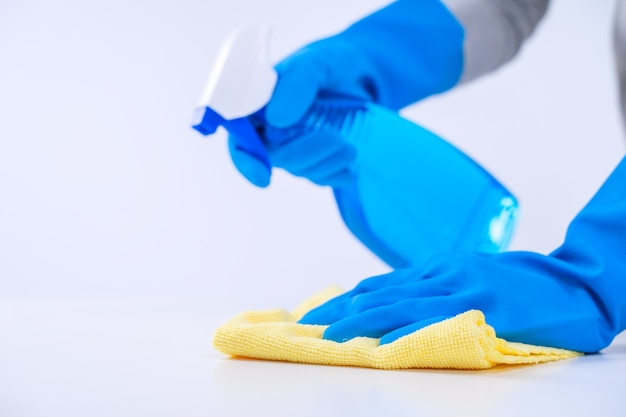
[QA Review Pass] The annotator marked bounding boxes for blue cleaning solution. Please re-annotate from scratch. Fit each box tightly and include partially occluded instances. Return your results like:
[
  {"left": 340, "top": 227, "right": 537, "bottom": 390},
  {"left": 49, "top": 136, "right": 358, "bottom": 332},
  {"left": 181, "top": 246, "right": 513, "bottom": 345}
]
[{"left": 257, "top": 98, "right": 518, "bottom": 268}]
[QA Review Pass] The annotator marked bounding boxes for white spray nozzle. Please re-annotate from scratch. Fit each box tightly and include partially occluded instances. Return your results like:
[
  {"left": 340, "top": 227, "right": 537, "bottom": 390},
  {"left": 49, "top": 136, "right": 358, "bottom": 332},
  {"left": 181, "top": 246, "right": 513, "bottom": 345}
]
[{"left": 197, "top": 26, "right": 277, "bottom": 120}]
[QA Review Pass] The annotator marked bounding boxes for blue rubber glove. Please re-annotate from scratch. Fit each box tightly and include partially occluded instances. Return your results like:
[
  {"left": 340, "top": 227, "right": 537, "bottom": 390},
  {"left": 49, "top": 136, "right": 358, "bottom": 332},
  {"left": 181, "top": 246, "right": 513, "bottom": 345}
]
[
  {"left": 229, "top": 0, "right": 464, "bottom": 187},
  {"left": 300, "top": 156, "right": 626, "bottom": 353}
]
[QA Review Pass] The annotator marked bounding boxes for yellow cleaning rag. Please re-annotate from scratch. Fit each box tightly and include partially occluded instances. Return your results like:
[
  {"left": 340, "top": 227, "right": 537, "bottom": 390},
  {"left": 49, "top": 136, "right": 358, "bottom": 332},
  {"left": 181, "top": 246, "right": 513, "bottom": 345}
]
[{"left": 213, "top": 286, "right": 581, "bottom": 370}]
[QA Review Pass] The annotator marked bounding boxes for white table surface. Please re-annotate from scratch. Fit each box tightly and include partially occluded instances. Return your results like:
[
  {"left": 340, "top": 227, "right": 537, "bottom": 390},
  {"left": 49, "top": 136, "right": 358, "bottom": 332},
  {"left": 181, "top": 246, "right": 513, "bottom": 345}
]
[{"left": 1, "top": 295, "right": 624, "bottom": 417}]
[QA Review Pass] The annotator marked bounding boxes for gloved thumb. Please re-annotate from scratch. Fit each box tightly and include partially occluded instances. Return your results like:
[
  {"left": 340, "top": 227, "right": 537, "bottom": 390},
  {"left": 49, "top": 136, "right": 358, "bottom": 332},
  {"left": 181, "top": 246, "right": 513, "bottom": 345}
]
[
  {"left": 266, "top": 39, "right": 376, "bottom": 129},
  {"left": 228, "top": 135, "right": 271, "bottom": 187},
  {"left": 265, "top": 51, "right": 321, "bottom": 128}
]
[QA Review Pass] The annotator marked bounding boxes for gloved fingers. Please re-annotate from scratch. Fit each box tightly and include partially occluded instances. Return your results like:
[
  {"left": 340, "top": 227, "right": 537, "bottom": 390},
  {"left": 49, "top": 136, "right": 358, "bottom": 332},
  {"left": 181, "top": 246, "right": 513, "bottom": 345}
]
[
  {"left": 379, "top": 315, "right": 454, "bottom": 345},
  {"left": 269, "top": 131, "right": 353, "bottom": 173},
  {"left": 228, "top": 135, "right": 271, "bottom": 188},
  {"left": 298, "top": 293, "right": 353, "bottom": 326},
  {"left": 266, "top": 52, "right": 325, "bottom": 128},
  {"left": 295, "top": 146, "right": 356, "bottom": 187},
  {"left": 300, "top": 280, "right": 451, "bottom": 328},
  {"left": 281, "top": 141, "right": 356, "bottom": 180},
  {"left": 322, "top": 297, "right": 463, "bottom": 342},
  {"left": 306, "top": 167, "right": 354, "bottom": 188},
  {"left": 350, "top": 269, "right": 429, "bottom": 294},
  {"left": 346, "top": 281, "right": 453, "bottom": 316},
  {"left": 299, "top": 270, "right": 438, "bottom": 325}
]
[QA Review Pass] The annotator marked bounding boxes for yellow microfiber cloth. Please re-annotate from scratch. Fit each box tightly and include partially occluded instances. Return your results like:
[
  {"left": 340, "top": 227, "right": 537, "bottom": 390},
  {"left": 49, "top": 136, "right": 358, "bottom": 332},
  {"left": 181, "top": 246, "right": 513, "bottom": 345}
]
[{"left": 213, "top": 286, "right": 582, "bottom": 370}]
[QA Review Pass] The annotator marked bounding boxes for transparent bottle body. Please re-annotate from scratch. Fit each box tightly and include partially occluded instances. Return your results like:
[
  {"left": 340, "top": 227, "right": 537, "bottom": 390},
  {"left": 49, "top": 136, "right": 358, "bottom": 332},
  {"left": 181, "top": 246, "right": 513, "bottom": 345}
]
[{"left": 265, "top": 99, "right": 518, "bottom": 268}]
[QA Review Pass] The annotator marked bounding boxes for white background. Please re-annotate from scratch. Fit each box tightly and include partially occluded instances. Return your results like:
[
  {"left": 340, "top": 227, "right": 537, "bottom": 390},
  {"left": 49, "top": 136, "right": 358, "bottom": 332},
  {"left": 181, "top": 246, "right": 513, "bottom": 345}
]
[
  {"left": 2, "top": 2, "right": 626, "bottom": 417},
  {"left": 0, "top": 0, "right": 624, "bottom": 310}
]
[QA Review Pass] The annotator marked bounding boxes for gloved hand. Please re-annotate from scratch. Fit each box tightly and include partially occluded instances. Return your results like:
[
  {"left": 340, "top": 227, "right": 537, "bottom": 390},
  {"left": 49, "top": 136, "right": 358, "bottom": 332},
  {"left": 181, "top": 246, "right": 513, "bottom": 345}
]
[
  {"left": 300, "top": 156, "right": 626, "bottom": 353},
  {"left": 229, "top": 0, "right": 465, "bottom": 187}
]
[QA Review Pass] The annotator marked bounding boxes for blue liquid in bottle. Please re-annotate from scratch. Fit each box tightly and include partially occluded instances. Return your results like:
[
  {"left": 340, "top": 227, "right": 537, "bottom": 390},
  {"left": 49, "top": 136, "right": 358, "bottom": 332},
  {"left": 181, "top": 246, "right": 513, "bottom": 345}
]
[{"left": 262, "top": 98, "right": 518, "bottom": 268}]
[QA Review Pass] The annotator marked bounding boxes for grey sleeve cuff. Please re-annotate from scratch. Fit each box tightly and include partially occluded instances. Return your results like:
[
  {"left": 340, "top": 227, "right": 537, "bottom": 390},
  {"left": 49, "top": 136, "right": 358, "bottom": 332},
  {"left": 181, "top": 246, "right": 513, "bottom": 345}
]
[
  {"left": 442, "top": 0, "right": 550, "bottom": 83},
  {"left": 614, "top": 0, "right": 626, "bottom": 127}
]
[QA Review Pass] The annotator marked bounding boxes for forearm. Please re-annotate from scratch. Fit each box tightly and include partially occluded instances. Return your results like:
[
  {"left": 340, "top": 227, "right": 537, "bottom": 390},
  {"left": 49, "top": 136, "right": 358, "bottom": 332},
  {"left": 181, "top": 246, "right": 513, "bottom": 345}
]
[
  {"left": 268, "top": 0, "right": 549, "bottom": 113},
  {"left": 443, "top": 0, "right": 550, "bottom": 83},
  {"left": 548, "top": 157, "right": 626, "bottom": 351}
]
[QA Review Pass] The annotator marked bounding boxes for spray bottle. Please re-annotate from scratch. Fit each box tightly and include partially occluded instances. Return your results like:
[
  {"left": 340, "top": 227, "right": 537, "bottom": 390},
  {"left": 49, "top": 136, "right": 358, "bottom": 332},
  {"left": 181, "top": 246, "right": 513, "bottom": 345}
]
[{"left": 191, "top": 27, "right": 518, "bottom": 268}]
